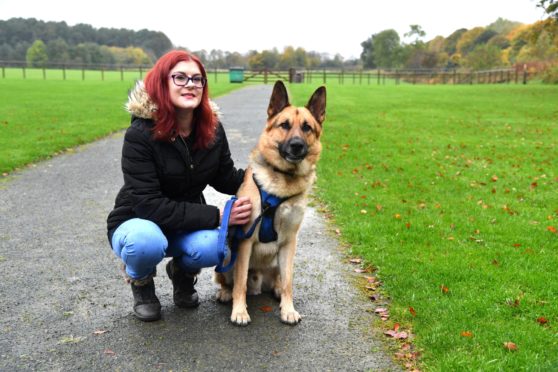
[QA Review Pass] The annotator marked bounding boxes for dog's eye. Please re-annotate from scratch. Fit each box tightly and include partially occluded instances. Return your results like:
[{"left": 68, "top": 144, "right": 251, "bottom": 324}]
[
  {"left": 279, "top": 121, "right": 291, "bottom": 130},
  {"left": 301, "top": 123, "right": 312, "bottom": 133}
]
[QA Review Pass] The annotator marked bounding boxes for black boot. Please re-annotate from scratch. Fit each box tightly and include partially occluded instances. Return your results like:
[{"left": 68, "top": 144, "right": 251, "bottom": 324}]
[
  {"left": 166, "top": 259, "right": 199, "bottom": 308},
  {"left": 130, "top": 277, "right": 161, "bottom": 322}
]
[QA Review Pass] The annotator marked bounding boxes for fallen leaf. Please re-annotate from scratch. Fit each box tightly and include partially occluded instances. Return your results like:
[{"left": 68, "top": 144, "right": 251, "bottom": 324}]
[
  {"left": 393, "top": 323, "right": 400, "bottom": 332},
  {"left": 360, "top": 209, "right": 367, "bottom": 214},
  {"left": 394, "top": 213, "right": 401, "bottom": 219},
  {"left": 409, "top": 307, "right": 417, "bottom": 317},
  {"left": 491, "top": 175, "right": 498, "bottom": 182},
  {"left": 93, "top": 330, "right": 110, "bottom": 335},
  {"left": 354, "top": 267, "right": 369, "bottom": 273},
  {"left": 537, "top": 317, "right": 548, "bottom": 325},
  {"left": 503, "top": 341, "right": 518, "bottom": 351},
  {"left": 58, "top": 335, "right": 84, "bottom": 344},
  {"left": 334, "top": 229, "right": 341, "bottom": 236},
  {"left": 374, "top": 308, "right": 388, "bottom": 314},
  {"left": 384, "top": 330, "right": 408, "bottom": 339},
  {"left": 547, "top": 226, "right": 557, "bottom": 234},
  {"left": 440, "top": 284, "right": 449, "bottom": 294},
  {"left": 104, "top": 349, "right": 116, "bottom": 356},
  {"left": 461, "top": 331, "right": 473, "bottom": 337},
  {"left": 259, "top": 306, "right": 273, "bottom": 313},
  {"left": 405, "top": 222, "right": 411, "bottom": 229},
  {"left": 349, "top": 258, "right": 362, "bottom": 264}
]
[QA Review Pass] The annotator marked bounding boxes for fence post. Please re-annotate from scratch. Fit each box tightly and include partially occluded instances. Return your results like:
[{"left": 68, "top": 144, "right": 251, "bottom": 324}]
[
  {"left": 62, "top": 65, "right": 66, "bottom": 80},
  {"left": 214, "top": 67, "right": 217, "bottom": 83},
  {"left": 139, "top": 66, "right": 143, "bottom": 79},
  {"left": 22, "top": 66, "right": 26, "bottom": 79},
  {"left": 264, "top": 69, "right": 268, "bottom": 84},
  {"left": 42, "top": 67, "right": 46, "bottom": 80},
  {"left": 120, "top": 66, "right": 124, "bottom": 81},
  {"left": 82, "top": 67, "right": 85, "bottom": 81},
  {"left": 101, "top": 68, "right": 104, "bottom": 81},
  {"left": 1, "top": 66, "right": 4, "bottom": 79},
  {"left": 323, "top": 68, "right": 326, "bottom": 84}
]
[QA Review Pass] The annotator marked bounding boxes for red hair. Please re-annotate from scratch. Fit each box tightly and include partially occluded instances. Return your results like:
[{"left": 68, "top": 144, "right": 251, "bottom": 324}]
[{"left": 144, "top": 50, "right": 217, "bottom": 149}]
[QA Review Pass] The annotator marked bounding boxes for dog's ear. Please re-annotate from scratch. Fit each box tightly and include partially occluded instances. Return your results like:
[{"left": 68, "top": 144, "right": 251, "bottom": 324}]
[
  {"left": 267, "top": 80, "right": 290, "bottom": 119},
  {"left": 306, "top": 86, "right": 326, "bottom": 125}
]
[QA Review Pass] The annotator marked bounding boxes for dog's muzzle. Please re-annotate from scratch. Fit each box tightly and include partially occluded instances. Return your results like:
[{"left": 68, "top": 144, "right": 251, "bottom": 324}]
[{"left": 279, "top": 137, "right": 308, "bottom": 163}]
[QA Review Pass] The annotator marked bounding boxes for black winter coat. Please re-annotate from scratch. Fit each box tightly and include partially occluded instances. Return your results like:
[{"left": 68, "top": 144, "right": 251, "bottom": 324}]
[{"left": 106, "top": 116, "right": 244, "bottom": 239}]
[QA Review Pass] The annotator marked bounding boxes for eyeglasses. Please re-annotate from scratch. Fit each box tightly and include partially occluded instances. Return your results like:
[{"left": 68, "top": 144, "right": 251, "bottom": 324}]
[{"left": 169, "top": 74, "right": 206, "bottom": 88}]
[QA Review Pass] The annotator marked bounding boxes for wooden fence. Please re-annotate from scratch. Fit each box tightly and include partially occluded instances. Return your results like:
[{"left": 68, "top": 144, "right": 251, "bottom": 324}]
[{"left": 0, "top": 60, "right": 529, "bottom": 85}]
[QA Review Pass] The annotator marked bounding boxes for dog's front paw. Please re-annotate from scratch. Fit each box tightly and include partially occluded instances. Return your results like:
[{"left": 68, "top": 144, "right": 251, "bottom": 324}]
[
  {"left": 230, "top": 307, "right": 251, "bottom": 326},
  {"left": 280, "top": 308, "right": 302, "bottom": 325},
  {"left": 216, "top": 288, "right": 232, "bottom": 303}
]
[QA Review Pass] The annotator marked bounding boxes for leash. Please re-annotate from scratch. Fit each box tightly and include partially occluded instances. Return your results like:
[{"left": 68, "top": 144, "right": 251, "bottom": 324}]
[
  {"left": 214, "top": 195, "right": 272, "bottom": 273},
  {"left": 214, "top": 178, "right": 289, "bottom": 273},
  {"left": 214, "top": 174, "right": 296, "bottom": 273}
]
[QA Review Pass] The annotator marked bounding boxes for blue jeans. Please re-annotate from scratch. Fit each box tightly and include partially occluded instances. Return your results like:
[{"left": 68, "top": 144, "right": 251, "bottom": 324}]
[{"left": 110, "top": 218, "right": 225, "bottom": 280}]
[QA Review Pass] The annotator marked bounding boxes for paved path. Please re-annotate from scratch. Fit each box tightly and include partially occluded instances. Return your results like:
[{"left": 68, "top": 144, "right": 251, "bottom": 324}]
[{"left": 0, "top": 85, "right": 398, "bottom": 371}]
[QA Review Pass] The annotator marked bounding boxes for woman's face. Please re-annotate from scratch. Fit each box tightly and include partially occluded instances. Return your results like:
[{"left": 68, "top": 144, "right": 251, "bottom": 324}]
[{"left": 168, "top": 60, "right": 205, "bottom": 112}]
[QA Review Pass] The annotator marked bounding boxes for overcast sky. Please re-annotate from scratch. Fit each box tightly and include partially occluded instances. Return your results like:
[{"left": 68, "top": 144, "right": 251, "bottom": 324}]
[{"left": 0, "top": 0, "right": 547, "bottom": 59}]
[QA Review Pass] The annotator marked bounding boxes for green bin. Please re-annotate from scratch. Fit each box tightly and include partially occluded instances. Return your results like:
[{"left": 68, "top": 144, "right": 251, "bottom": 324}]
[{"left": 229, "top": 67, "right": 244, "bottom": 83}]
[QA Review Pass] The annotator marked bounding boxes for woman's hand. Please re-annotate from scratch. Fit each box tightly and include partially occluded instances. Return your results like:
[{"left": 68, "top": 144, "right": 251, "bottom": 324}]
[{"left": 222, "top": 196, "right": 252, "bottom": 226}]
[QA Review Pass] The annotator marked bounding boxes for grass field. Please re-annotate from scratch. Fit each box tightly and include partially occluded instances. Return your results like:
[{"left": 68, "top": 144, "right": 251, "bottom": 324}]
[
  {"left": 287, "top": 83, "right": 558, "bottom": 370},
  {"left": 0, "top": 77, "right": 241, "bottom": 174}
]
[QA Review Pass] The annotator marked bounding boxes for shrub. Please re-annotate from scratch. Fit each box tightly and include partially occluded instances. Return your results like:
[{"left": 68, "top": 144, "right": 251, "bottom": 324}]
[{"left": 541, "top": 65, "right": 558, "bottom": 83}]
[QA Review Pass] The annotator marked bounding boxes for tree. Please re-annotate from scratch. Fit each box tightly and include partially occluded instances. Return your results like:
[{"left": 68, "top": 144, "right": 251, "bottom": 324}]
[
  {"left": 404, "top": 25, "right": 426, "bottom": 44},
  {"left": 464, "top": 44, "right": 502, "bottom": 69},
  {"left": 46, "top": 38, "right": 69, "bottom": 63},
  {"left": 487, "top": 18, "right": 522, "bottom": 34},
  {"left": 374, "top": 29, "right": 402, "bottom": 68},
  {"left": 444, "top": 29, "right": 467, "bottom": 55},
  {"left": 456, "top": 27, "right": 486, "bottom": 55},
  {"left": 26, "top": 40, "right": 48, "bottom": 67},
  {"left": 538, "top": 0, "right": 558, "bottom": 19},
  {"left": 360, "top": 37, "right": 376, "bottom": 68}
]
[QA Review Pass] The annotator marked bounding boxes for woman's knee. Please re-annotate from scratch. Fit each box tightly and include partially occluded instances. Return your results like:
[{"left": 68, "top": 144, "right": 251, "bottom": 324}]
[
  {"left": 112, "top": 219, "right": 168, "bottom": 270},
  {"left": 174, "top": 229, "right": 225, "bottom": 270}
]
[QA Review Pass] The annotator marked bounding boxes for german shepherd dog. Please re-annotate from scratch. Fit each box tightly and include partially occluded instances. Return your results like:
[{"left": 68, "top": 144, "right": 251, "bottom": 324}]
[{"left": 215, "top": 81, "right": 326, "bottom": 326}]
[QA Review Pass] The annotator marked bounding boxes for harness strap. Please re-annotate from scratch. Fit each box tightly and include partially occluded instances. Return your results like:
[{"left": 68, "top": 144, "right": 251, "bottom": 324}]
[{"left": 214, "top": 175, "right": 291, "bottom": 273}]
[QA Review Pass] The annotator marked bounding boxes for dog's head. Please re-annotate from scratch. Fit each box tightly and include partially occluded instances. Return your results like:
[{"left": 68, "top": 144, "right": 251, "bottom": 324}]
[{"left": 259, "top": 81, "right": 326, "bottom": 172}]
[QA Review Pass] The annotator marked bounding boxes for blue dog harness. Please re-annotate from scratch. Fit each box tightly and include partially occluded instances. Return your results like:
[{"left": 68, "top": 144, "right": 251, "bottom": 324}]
[{"left": 214, "top": 174, "right": 289, "bottom": 273}]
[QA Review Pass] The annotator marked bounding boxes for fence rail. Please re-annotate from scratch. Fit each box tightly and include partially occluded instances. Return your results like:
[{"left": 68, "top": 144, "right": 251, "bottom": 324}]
[{"left": 0, "top": 60, "right": 529, "bottom": 85}]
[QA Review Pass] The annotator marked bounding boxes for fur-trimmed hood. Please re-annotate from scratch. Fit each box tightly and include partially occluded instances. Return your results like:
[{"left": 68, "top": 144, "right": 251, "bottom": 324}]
[{"left": 125, "top": 80, "right": 222, "bottom": 120}]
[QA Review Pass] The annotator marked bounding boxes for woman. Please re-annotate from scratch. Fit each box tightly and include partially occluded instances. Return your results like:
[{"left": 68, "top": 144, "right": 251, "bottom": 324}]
[{"left": 106, "top": 50, "right": 251, "bottom": 322}]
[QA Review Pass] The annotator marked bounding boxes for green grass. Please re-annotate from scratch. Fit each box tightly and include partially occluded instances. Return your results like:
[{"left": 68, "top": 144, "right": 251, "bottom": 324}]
[
  {"left": 0, "top": 76, "right": 242, "bottom": 174},
  {"left": 287, "top": 83, "right": 558, "bottom": 371}
]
